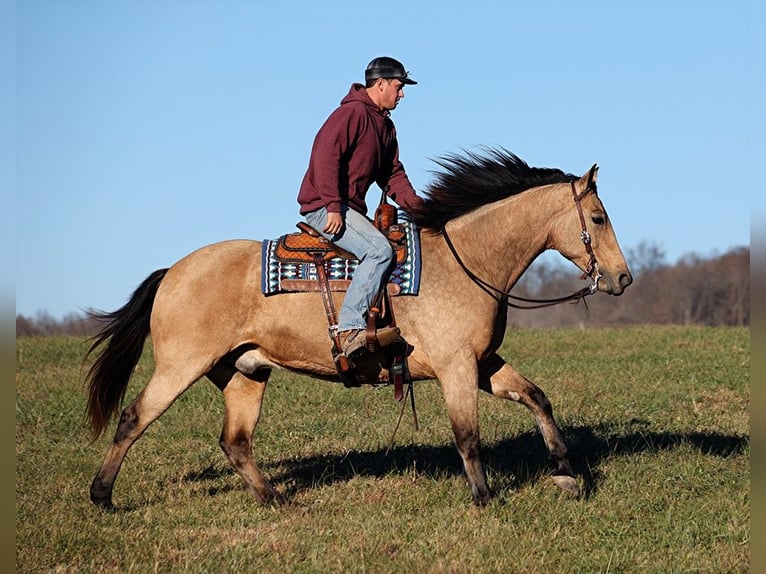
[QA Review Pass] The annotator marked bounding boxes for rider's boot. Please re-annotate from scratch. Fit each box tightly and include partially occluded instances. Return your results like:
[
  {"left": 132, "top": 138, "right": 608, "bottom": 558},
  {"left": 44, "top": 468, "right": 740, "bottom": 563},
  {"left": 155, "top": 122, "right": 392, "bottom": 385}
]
[{"left": 339, "top": 327, "right": 400, "bottom": 360}]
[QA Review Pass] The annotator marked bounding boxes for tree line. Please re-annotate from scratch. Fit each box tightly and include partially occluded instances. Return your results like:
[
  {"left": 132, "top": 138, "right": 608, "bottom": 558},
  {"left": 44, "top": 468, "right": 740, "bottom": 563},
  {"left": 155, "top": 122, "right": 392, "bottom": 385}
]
[
  {"left": 16, "top": 242, "right": 749, "bottom": 336},
  {"left": 506, "top": 243, "right": 749, "bottom": 329}
]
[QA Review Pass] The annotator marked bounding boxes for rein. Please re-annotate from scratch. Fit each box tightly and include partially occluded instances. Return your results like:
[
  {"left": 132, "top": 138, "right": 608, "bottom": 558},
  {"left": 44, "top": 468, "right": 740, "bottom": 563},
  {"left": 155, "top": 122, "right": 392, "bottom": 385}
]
[{"left": 441, "top": 180, "right": 603, "bottom": 310}]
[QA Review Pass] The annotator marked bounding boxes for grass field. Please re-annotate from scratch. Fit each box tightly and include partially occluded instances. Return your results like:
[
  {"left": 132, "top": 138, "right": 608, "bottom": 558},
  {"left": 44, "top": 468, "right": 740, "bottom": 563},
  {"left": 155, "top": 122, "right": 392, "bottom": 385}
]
[{"left": 16, "top": 326, "right": 749, "bottom": 573}]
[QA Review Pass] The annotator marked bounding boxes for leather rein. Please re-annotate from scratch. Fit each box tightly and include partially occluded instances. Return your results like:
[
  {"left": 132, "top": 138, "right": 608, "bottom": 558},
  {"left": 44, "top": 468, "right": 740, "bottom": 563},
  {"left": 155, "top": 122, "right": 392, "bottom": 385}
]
[{"left": 440, "top": 180, "right": 603, "bottom": 310}]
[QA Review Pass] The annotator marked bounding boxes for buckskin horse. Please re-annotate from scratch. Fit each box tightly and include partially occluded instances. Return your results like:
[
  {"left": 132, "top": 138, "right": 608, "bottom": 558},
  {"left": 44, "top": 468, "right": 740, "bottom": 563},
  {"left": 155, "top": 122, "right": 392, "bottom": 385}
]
[{"left": 85, "top": 149, "right": 632, "bottom": 509}]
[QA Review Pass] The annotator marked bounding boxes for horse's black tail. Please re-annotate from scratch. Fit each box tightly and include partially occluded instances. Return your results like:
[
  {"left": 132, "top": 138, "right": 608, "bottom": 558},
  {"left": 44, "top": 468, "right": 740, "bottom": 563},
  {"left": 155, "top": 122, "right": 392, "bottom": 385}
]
[{"left": 85, "top": 268, "right": 168, "bottom": 440}]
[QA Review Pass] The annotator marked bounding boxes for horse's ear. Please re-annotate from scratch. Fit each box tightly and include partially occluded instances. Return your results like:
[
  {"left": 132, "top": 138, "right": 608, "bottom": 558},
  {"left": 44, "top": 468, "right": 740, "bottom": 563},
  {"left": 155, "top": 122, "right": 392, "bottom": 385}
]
[
  {"left": 576, "top": 164, "right": 598, "bottom": 190},
  {"left": 577, "top": 164, "right": 598, "bottom": 191},
  {"left": 588, "top": 163, "right": 598, "bottom": 185}
]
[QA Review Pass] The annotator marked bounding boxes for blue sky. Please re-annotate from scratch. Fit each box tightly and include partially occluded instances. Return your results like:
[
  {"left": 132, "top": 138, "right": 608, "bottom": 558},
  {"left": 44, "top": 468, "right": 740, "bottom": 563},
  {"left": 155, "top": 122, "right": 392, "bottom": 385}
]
[{"left": 13, "top": 0, "right": 761, "bottom": 319}]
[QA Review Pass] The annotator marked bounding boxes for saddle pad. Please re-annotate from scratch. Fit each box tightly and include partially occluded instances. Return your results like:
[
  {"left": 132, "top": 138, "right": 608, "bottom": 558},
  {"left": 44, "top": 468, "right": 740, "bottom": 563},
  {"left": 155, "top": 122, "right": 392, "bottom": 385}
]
[{"left": 262, "top": 221, "right": 421, "bottom": 296}]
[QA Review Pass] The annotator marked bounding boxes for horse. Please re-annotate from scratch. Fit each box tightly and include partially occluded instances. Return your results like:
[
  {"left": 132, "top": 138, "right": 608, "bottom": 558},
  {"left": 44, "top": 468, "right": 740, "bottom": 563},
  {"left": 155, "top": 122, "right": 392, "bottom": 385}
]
[{"left": 85, "top": 149, "right": 632, "bottom": 509}]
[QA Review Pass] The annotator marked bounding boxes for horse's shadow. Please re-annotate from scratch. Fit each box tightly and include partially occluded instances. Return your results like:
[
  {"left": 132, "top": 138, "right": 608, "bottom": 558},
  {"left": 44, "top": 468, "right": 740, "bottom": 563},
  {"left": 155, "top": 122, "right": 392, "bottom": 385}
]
[{"left": 183, "top": 420, "right": 749, "bottom": 501}]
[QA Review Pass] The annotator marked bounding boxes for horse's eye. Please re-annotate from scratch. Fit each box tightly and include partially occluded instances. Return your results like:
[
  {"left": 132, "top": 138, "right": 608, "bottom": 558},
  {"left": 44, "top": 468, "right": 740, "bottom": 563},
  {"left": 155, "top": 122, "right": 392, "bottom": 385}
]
[{"left": 592, "top": 214, "right": 605, "bottom": 225}]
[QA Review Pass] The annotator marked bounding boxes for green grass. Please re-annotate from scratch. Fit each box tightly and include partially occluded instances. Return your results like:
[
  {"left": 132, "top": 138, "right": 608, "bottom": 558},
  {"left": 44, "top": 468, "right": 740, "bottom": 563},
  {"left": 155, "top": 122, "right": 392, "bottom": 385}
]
[{"left": 16, "top": 326, "right": 749, "bottom": 573}]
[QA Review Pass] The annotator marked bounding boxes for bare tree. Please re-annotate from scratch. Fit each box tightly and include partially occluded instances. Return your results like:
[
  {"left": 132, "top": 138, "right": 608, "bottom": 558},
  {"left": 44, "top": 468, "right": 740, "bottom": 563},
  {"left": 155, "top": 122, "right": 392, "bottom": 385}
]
[{"left": 627, "top": 240, "right": 667, "bottom": 276}]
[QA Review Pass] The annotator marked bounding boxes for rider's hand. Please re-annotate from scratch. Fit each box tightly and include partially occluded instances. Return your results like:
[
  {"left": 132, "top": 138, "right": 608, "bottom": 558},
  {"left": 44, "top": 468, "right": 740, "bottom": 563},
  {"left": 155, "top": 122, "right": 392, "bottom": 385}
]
[{"left": 324, "top": 212, "right": 344, "bottom": 235}]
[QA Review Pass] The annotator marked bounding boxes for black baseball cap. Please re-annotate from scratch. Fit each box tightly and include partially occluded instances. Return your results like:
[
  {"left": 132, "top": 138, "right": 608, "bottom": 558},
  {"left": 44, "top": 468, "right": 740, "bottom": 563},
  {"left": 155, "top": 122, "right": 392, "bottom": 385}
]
[{"left": 365, "top": 57, "right": 417, "bottom": 85}]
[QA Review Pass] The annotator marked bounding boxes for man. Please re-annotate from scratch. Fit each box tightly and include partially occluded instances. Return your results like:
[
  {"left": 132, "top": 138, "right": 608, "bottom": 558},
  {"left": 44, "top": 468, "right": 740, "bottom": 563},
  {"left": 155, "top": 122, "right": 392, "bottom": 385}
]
[{"left": 298, "top": 56, "right": 424, "bottom": 360}]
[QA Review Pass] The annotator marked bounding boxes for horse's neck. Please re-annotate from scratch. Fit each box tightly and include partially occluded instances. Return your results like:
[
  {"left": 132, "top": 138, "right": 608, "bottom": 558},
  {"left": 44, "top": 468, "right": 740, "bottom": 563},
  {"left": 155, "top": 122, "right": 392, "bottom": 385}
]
[{"left": 444, "top": 185, "right": 562, "bottom": 292}]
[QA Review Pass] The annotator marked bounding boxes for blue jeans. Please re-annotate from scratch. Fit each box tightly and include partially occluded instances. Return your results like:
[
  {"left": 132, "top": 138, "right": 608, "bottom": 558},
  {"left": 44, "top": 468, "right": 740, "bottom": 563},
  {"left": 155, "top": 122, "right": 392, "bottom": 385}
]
[{"left": 305, "top": 206, "right": 394, "bottom": 332}]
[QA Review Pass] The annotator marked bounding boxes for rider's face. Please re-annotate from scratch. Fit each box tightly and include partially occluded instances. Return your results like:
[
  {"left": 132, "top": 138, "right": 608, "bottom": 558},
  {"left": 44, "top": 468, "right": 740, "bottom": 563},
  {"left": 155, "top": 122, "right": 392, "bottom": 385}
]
[{"left": 378, "top": 79, "right": 405, "bottom": 111}]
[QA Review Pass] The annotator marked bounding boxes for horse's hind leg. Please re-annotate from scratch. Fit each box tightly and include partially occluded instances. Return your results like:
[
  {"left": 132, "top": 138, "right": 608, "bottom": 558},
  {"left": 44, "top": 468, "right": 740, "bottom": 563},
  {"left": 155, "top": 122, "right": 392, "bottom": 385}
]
[
  {"left": 211, "top": 368, "right": 279, "bottom": 503},
  {"left": 90, "top": 367, "right": 201, "bottom": 510},
  {"left": 478, "top": 353, "right": 580, "bottom": 497}
]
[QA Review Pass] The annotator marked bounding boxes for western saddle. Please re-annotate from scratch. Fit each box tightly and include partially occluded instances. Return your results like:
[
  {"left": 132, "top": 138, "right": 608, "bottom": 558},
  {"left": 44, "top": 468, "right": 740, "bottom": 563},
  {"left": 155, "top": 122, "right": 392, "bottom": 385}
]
[{"left": 279, "top": 196, "right": 411, "bottom": 399}]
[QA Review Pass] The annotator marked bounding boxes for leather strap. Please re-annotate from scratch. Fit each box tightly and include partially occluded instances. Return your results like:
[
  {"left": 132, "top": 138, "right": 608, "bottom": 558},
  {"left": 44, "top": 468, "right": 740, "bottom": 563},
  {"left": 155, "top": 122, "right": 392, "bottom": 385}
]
[
  {"left": 386, "top": 293, "right": 406, "bottom": 401},
  {"left": 571, "top": 180, "right": 598, "bottom": 280},
  {"left": 440, "top": 179, "right": 600, "bottom": 309},
  {"left": 313, "top": 254, "right": 337, "bottom": 325},
  {"left": 313, "top": 254, "right": 351, "bottom": 374},
  {"left": 365, "top": 303, "right": 380, "bottom": 353},
  {"left": 367, "top": 286, "right": 407, "bottom": 401}
]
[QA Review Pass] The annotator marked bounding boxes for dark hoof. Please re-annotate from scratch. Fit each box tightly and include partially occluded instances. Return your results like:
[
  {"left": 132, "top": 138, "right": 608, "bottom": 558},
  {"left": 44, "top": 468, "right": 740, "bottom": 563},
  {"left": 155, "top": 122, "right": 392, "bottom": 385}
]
[
  {"left": 251, "top": 483, "right": 283, "bottom": 507},
  {"left": 91, "top": 496, "right": 116, "bottom": 512},
  {"left": 471, "top": 489, "right": 492, "bottom": 507},
  {"left": 90, "top": 480, "right": 116, "bottom": 511}
]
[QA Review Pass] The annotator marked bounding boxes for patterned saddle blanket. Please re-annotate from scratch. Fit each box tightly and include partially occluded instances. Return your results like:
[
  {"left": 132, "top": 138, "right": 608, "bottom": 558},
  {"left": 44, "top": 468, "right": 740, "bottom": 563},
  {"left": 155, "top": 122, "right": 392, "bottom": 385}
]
[{"left": 261, "top": 221, "right": 421, "bottom": 296}]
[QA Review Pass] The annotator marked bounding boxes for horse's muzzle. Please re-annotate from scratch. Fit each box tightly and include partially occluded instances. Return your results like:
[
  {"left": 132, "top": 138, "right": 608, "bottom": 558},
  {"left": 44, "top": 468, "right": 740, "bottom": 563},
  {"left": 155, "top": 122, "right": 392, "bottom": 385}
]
[{"left": 600, "top": 269, "right": 633, "bottom": 296}]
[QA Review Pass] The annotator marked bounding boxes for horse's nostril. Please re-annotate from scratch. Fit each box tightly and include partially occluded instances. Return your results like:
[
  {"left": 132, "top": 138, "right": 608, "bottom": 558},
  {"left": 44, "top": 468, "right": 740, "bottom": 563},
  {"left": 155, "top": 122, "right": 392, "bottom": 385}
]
[{"left": 620, "top": 272, "right": 633, "bottom": 288}]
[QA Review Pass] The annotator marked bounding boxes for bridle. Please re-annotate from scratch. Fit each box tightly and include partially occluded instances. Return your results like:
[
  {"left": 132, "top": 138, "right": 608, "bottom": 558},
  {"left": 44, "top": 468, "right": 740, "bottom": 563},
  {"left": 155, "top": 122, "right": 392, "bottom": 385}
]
[{"left": 440, "top": 180, "right": 603, "bottom": 310}]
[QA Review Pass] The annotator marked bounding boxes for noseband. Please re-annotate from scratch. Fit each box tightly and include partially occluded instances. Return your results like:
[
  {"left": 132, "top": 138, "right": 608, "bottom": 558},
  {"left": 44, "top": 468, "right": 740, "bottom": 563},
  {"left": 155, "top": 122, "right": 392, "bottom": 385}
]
[{"left": 441, "top": 180, "right": 602, "bottom": 309}]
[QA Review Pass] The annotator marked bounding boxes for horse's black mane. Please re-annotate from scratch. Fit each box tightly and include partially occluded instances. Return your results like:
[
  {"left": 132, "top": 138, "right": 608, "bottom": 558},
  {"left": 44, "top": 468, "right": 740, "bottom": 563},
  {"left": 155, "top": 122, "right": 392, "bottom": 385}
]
[{"left": 404, "top": 148, "right": 576, "bottom": 230}]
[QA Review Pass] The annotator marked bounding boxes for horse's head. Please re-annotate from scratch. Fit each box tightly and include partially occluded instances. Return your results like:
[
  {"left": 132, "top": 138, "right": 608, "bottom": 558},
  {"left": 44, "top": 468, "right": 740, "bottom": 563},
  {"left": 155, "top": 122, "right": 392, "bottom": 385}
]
[{"left": 549, "top": 165, "right": 633, "bottom": 295}]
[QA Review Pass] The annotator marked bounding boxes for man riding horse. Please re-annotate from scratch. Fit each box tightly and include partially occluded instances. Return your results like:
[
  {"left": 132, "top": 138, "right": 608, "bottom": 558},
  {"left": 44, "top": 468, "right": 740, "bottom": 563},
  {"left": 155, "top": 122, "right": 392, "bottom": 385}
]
[{"left": 298, "top": 56, "right": 424, "bottom": 361}]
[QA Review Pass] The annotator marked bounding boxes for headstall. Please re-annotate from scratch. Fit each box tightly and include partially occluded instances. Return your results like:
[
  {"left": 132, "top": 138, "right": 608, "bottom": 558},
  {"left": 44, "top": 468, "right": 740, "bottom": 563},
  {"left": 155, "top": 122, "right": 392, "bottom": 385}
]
[{"left": 441, "top": 180, "right": 602, "bottom": 310}]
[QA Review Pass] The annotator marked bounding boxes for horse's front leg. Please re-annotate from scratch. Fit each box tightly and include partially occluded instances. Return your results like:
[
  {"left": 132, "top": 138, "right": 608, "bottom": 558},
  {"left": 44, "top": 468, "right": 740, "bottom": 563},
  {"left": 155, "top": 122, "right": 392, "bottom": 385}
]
[
  {"left": 478, "top": 353, "right": 580, "bottom": 497},
  {"left": 436, "top": 357, "right": 491, "bottom": 506}
]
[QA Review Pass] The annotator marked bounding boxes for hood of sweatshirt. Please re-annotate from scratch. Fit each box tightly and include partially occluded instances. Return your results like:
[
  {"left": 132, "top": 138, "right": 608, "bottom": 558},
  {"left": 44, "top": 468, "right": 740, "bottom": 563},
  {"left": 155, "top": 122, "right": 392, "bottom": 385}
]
[{"left": 340, "top": 83, "right": 389, "bottom": 117}]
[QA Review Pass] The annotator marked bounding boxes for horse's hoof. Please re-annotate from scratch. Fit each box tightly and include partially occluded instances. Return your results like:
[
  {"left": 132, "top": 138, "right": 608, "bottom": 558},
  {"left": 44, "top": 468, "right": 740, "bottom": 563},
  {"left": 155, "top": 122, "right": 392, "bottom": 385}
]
[
  {"left": 91, "top": 497, "right": 116, "bottom": 512},
  {"left": 266, "top": 492, "right": 287, "bottom": 507},
  {"left": 471, "top": 488, "right": 492, "bottom": 507},
  {"left": 552, "top": 475, "right": 580, "bottom": 497},
  {"left": 251, "top": 483, "right": 283, "bottom": 506}
]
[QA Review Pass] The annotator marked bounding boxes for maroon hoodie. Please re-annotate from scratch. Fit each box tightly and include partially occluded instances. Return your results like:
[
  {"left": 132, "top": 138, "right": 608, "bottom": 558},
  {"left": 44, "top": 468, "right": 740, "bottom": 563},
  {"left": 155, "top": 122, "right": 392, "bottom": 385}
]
[{"left": 298, "top": 83, "right": 422, "bottom": 216}]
